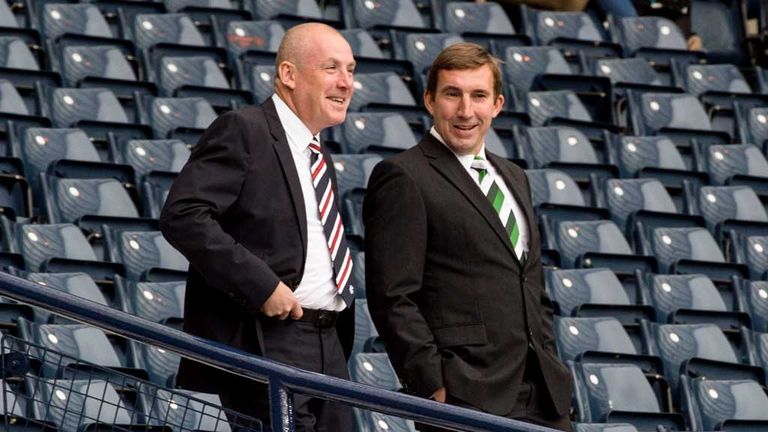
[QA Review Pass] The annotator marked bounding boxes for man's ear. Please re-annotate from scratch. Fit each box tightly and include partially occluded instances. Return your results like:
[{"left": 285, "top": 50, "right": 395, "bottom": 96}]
[
  {"left": 492, "top": 93, "right": 505, "bottom": 118},
  {"left": 423, "top": 91, "right": 435, "bottom": 116},
  {"left": 277, "top": 61, "right": 297, "bottom": 90}
]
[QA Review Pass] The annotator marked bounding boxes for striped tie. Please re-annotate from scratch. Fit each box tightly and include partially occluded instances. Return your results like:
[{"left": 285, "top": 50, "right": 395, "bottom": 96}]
[
  {"left": 471, "top": 155, "right": 523, "bottom": 258},
  {"left": 308, "top": 138, "right": 354, "bottom": 307}
]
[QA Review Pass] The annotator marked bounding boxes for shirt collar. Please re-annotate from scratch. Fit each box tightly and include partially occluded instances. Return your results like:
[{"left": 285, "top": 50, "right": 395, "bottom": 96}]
[
  {"left": 429, "top": 127, "right": 486, "bottom": 171},
  {"left": 272, "top": 93, "right": 319, "bottom": 153}
]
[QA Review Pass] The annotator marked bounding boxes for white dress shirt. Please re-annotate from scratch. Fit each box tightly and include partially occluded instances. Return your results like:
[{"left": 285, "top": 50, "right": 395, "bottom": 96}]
[
  {"left": 272, "top": 94, "right": 346, "bottom": 311},
  {"left": 430, "top": 127, "right": 529, "bottom": 257}
]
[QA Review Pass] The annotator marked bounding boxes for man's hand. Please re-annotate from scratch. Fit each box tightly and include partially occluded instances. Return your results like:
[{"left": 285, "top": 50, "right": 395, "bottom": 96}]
[
  {"left": 430, "top": 387, "right": 446, "bottom": 403},
  {"left": 261, "top": 281, "right": 303, "bottom": 320}
]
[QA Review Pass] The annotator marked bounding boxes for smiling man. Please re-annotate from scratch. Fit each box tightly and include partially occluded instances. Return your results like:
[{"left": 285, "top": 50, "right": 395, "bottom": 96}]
[
  {"left": 160, "top": 23, "right": 356, "bottom": 431},
  {"left": 364, "top": 43, "right": 574, "bottom": 431}
]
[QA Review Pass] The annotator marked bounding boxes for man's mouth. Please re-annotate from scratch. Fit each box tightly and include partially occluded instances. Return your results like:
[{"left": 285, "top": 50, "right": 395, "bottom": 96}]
[
  {"left": 453, "top": 124, "right": 477, "bottom": 131},
  {"left": 328, "top": 97, "right": 346, "bottom": 105}
]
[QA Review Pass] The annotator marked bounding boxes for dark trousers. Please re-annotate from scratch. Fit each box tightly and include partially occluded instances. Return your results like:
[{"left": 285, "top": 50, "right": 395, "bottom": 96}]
[
  {"left": 417, "top": 349, "right": 572, "bottom": 432},
  {"left": 220, "top": 316, "right": 353, "bottom": 432}
]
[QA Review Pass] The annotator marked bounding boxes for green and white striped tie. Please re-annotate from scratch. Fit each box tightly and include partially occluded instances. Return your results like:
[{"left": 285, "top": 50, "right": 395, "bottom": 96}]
[{"left": 471, "top": 155, "right": 521, "bottom": 255}]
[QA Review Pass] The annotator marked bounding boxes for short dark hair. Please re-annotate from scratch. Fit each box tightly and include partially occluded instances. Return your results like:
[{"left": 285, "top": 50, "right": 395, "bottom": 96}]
[{"left": 425, "top": 43, "right": 503, "bottom": 99}]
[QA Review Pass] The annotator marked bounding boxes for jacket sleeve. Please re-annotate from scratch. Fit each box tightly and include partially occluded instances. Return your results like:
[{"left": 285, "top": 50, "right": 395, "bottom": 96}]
[
  {"left": 363, "top": 159, "right": 443, "bottom": 398},
  {"left": 159, "top": 110, "right": 280, "bottom": 313}
]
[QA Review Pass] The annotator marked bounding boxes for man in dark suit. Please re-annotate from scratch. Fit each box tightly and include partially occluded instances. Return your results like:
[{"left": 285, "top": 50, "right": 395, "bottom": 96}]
[
  {"left": 364, "top": 43, "right": 573, "bottom": 431},
  {"left": 159, "top": 23, "right": 356, "bottom": 431}
]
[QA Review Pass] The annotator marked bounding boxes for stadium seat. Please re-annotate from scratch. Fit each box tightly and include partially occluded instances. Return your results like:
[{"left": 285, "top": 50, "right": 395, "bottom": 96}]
[
  {"left": 341, "top": 28, "right": 386, "bottom": 59},
  {"left": 352, "top": 299, "right": 380, "bottom": 355},
  {"left": 572, "top": 361, "right": 683, "bottom": 429},
  {"left": 523, "top": 90, "right": 607, "bottom": 132},
  {"left": 133, "top": 13, "right": 207, "bottom": 51},
  {"left": 119, "top": 139, "right": 190, "bottom": 180},
  {"left": 592, "top": 57, "right": 663, "bottom": 89},
  {"left": 735, "top": 105, "right": 768, "bottom": 153},
  {"left": 56, "top": 43, "right": 142, "bottom": 87},
  {"left": 693, "top": 185, "right": 768, "bottom": 237},
  {"left": 343, "top": 0, "right": 426, "bottom": 31},
  {"left": 338, "top": 112, "right": 417, "bottom": 155},
  {"left": 554, "top": 316, "right": 639, "bottom": 362},
  {"left": 544, "top": 219, "right": 646, "bottom": 271},
  {"left": 503, "top": 46, "right": 572, "bottom": 104},
  {"left": 700, "top": 143, "right": 768, "bottom": 187},
  {"left": 546, "top": 267, "right": 652, "bottom": 323},
  {"left": 145, "top": 96, "right": 218, "bottom": 140},
  {"left": 652, "top": 323, "right": 758, "bottom": 397},
  {"left": 141, "top": 171, "right": 177, "bottom": 220},
  {"left": 329, "top": 154, "right": 382, "bottom": 203},
  {"left": 690, "top": 0, "right": 751, "bottom": 66},
  {"left": 224, "top": 20, "right": 284, "bottom": 60},
  {"left": 599, "top": 178, "right": 679, "bottom": 237},
  {"left": 682, "top": 63, "right": 752, "bottom": 98},
  {"left": 731, "top": 236, "right": 768, "bottom": 281},
  {"left": 49, "top": 87, "right": 133, "bottom": 127},
  {"left": 16, "top": 223, "right": 97, "bottom": 272},
  {"left": 25, "top": 271, "right": 111, "bottom": 322},
  {"left": 103, "top": 229, "right": 188, "bottom": 281},
  {"left": 146, "top": 388, "right": 249, "bottom": 431},
  {"left": 681, "top": 376, "right": 768, "bottom": 431},
  {"left": 397, "top": 32, "right": 463, "bottom": 75},
  {"left": 439, "top": 1, "right": 527, "bottom": 55},
  {"left": 645, "top": 273, "right": 750, "bottom": 332},
  {"left": 18, "top": 319, "right": 137, "bottom": 378},
  {"left": 349, "top": 352, "right": 416, "bottom": 432},
  {"left": 627, "top": 91, "right": 712, "bottom": 136},
  {"left": 647, "top": 226, "right": 750, "bottom": 278},
  {"left": 42, "top": 176, "right": 141, "bottom": 224},
  {"left": 40, "top": 3, "right": 114, "bottom": 41},
  {"left": 30, "top": 379, "right": 145, "bottom": 431},
  {"left": 349, "top": 71, "right": 417, "bottom": 112},
  {"left": 246, "top": 0, "right": 323, "bottom": 22},
  {"left": 526, "top": 168, "right": 608, "bottom": 224},
  {"left": 610, "top": 16, "right": 703, "bottom": 85},
  {"left": 132, "top": 342, "right": 182, "bottom": 388},
  {"left": 521, "top": 8, "right": 604, "bottom": 45},
  {"left": 0, "top": 36, "right": 39, "bottom": 70},
  {"left": 0, "top": 78, "right": 33, "bottom": 116}
]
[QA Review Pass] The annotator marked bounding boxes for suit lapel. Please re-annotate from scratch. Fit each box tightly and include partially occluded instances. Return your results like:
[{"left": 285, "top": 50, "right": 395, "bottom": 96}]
[
  {"left": 264, "top": 98, "right": 308, "bottom": 255},
  {"left": 420, "top": 134, "right": 519, "bottom": 263}
]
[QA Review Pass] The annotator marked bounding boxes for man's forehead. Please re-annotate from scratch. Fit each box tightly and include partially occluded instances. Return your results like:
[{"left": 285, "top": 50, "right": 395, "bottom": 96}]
[{"left": 436, "top": 67, "right": 494, "bottom": 90}]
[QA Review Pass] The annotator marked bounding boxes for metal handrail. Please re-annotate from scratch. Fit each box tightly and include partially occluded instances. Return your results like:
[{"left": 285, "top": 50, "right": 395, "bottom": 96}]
[{"left": 0, "top": 271, "right": 557, "bottom": 432}]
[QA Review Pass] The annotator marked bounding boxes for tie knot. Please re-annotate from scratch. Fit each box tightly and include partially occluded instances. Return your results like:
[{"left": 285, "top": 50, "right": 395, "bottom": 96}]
[
  {"left": 308, "top": 139, "right": 321, "bottom": 155},
  {"left": 471, "top": 155, "right": 489, "bottom": 172}
]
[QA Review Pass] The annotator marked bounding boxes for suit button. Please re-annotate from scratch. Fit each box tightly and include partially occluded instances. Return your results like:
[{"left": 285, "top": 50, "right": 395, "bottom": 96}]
[{"left": 523, "top": 276, "right": 528, "bottom": 283}]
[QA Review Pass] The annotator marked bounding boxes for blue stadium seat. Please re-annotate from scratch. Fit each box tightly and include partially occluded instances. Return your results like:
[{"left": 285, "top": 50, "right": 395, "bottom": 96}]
[
  {"left": 397, "top": 32, "right": 463, "bottom": 75},
  {"left": 731, "top": 236, "right": 768, "bottom": 281},
  {"left": 246, "top": 0, "right": 323, "bottom": 22},
  {"left": 145, "top": 96, "right": 217, "bottom": 140},
  {"left": 146, "top": 388, "right": 244, "bottom": 431},
  {"left": 0, "top": 36, "right": 39, "bottom": 70},
  {"left": 652, "top": 323, "right": 756, "bottom": 397},
  {"left": 40, "top": 3, "right": 114, "bottom": 41},
  {"left": 599, "top": 178, "right": 681, "bottom": 237},
  {"left": 519, "top": 126, "right": 604, "bottom": 168},
  {"left": 525, "top": 168, "right": 609, "bottom": 224},
  {"left": 25, "top": 272, "right": 110, "bottom": 322},
  {"left": 693, "top": 185, "right": 768, "bottom": 236},
  {"left": 503, "top": 46, "right": 571, "bottom": 103},
  {"left": 341, "top": 28, "right": 386, "bottom": 59},
  {"left": 555, "top": 316, "right": 638, "bottom": 362},
  {"left": 690, "top": 0, "right": 751, "bottom": 66},
  {"left": 42, "top": 176, "right": 140, "bottom": 224},
  {"left": 681, "top": 376, "right": 768, "bottom": 431},
  {"left": 104, "top": 229, "right": 188, "bottom": 281},
  {"left": 16, "top": 223, "right": 97, "bottom": 272},
  {"left": 700, "top": 144, "right": 768, "bottom": 187},
  {"left": 30, "top": 379, "right": 144, "bottom": 431},
  {"left": 349, "top": 72, "right": 417, "bottom": 113},
  {"left": 352, "top": 299, "right": 380, "bottom": 355},
  {"left": 546, "top": 267, "right": 652, "bottom": 322},
  {"left": 18, "top": 319, "right": 137, "bottom": 378},
  {"left": 645, "top": 273, "right": 749, "bottom": 332},
  {"left": 522, "top": 8, "right": 604, "bottom": 46},
  {"left": 647, "top": 226, "right": 744, "bottom": 276},
  {"left": 343, "top": 0, "right": 426, "bottom": 31},
  {"left": 736, "top": 105, "right": 768, "bottom": 153},
  {"left": 349, "top": 352, "right": 416, "bottom": 432},
  {"left": 240, "top": 62, "right": 275, "bottom": 105},
  {"left": 329, "top": 154, "right": 382, "bottom": 203},
  {"left": 614, "top": 135, "right": 687, "bottom": 178},
  {"left": 132, "top": 342, "right": 182, "bottom": 388},
  {"left": 56, "top": 44, "right": 140, "bottom": 86},
  {"left": 682, "top": 64, "right": 752, "bottom": 98},
  {"left": 338, "top": 112, "right": 417, "bottom": 155},
  {"left": 224, "top": 20, "right": 284, "bottom": 60},
  {"left": 439, "top": 1, "right": 528, "bottom": 55},
  {"left": 50, "top": 87, "right": 134, "bottom": 127},
  {"left": 0, "top": 78, "right": 33, "bottom": 116},
  {"left": 133, "top": 13, "right": 207, "bottom": 51},
  {"left": 592, "top": 57, "right": 663, "bottom": 88},
  {"left": 157, "top": 56, "right": 230, "bottom": 97},
  {"left": 119, "top": 139, "right": 190, "bottom": 180},
  {"left": 544, "top": 219, "right": 638, "bottom": 270},
  {"left": 141, "top": 171, "right": 177, "bottom": 220},
  {"left": 627, "top": 91, "right": 712, "bottom": 136},
  {"left": 572, "top": 361, "right": 684, "bottom": 429},
  {"left": 524, "top": 90, "right": 593, "bottom": 127}
]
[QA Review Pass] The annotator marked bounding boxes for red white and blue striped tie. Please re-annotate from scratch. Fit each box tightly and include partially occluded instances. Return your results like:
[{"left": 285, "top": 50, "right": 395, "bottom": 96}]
[{"left": 308, "top": 138, "right": 354, "bottom": 307}]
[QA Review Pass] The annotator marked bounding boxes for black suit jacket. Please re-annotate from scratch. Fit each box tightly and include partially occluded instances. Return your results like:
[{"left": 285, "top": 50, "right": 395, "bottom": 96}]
[
  {"left": 160, "top": 98, "right": 354, "bottom": 398},
  {"left": 363, "top": 133, "right": 572, "bottom": 417}
]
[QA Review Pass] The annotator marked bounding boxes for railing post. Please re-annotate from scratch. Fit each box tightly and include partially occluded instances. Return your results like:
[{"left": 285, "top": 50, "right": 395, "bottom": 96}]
[{"left": 269, "top": 374, "right": 295, "bottom": 432}]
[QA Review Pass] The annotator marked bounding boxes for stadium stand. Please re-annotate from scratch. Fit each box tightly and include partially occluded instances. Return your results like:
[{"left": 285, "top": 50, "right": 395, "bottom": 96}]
[{"left": 0, "top": 1, "right": 766, "bottom": 431}]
